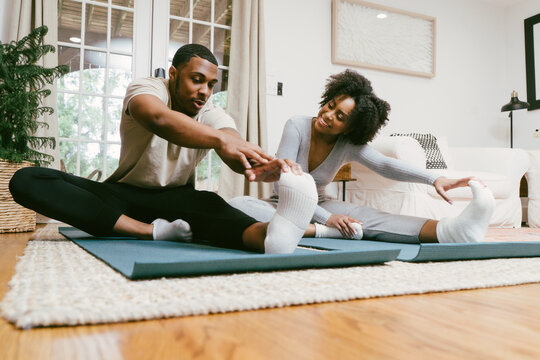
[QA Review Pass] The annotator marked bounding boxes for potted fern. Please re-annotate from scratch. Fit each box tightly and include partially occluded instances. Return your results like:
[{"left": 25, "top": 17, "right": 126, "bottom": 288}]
[{"left": 0, "top": 25, "right": 68, "bottom": 232}]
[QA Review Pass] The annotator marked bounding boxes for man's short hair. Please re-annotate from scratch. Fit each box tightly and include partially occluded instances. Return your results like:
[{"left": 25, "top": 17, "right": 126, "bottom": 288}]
[{"left": 172, "top": 44, "right": 218, "bottom": 68}]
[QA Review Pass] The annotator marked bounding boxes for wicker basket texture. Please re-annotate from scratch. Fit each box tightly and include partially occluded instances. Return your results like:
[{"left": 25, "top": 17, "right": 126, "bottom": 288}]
[{"left": 0, "top": 159, "right": 36, "bottom": 233}]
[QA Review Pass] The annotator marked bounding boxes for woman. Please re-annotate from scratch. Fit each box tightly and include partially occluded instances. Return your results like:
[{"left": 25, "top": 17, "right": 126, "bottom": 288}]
[{"left": 229, "top": 69, "right": 494, "bottom": 244}]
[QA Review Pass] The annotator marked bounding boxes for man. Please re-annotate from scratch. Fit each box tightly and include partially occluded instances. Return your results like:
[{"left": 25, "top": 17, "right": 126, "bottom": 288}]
[{"left": 10, "top": 44, "right": 318, "bottom": 254}]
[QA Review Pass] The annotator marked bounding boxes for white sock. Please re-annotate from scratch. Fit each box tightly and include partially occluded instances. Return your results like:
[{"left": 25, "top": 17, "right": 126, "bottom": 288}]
[
  {"left": 436, "top": 181, "right": 495, "bottom": 243},
  {"left": 264, "top": 172, "right": 318, "bottom": 254},
  {"left": 152, "top": 218, "right": 193, "bottom": 242},
  {"left": 314, "top": 222, "right": 363, "bottom": 240}
]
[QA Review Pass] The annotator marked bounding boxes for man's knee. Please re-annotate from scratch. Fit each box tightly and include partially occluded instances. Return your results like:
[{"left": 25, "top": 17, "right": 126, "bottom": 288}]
[
  {"left": 9, "top": 167, "right": 56, "bottom": 198},
  {"left": 186, "top": 189, "right": 229, "bottom": 209},
  {"left": 9, "top": 167, "right": 33, "bottom": 196}
]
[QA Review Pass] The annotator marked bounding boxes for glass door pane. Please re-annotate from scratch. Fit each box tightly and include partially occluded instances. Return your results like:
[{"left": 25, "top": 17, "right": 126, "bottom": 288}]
[
  {"left": 166, "top": 0, "right": 233, "bottom": 192},
  {"left": 57, "top": 0, "right": 232, "bottom": 190},
  {"left": 58, "top": 0, "right": 135, "bottom": 179}
]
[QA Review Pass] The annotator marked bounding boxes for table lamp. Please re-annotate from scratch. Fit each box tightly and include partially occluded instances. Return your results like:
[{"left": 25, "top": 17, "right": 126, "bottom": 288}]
[{"left": 501, "top": 90, "right": 529, "bottom": 148}]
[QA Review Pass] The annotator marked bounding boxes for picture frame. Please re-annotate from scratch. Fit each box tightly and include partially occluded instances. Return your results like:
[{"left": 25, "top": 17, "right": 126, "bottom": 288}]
[
  {"left": 332, "top": 0, "right": 436, "bottom": 78},
  {"left": 525, "top": 13, "right": 540, "bottom": 111}
]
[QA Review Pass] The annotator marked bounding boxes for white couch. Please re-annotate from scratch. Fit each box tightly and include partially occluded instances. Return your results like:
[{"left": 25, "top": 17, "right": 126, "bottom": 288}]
[
  {"left": 526, "top": 151, "right": 540, "bottom": 228},
  {"left": 344, "top": 136, "right": 529, "bottom": 228}
]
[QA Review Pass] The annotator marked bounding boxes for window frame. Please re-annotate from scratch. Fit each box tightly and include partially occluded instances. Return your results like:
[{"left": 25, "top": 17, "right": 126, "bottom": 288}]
[
  {"left": 57, "top": 0, "right": 232, "bottom": 191},
  {"left": 57, "top": 0, "right": 138, "bottom": 178}
]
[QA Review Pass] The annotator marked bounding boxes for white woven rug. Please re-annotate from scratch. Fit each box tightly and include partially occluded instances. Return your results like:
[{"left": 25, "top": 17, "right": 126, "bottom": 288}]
[{"left": 4, "top": 225, "right": 540, "bottom": 329}]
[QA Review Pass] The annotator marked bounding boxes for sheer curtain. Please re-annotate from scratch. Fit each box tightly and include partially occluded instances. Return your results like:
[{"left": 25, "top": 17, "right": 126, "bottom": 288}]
[
  {"left": 3, "top": 0, "right": 61, "bottom": 170},
  {"left": 218, "top": 0, "right": 271, "bottom": 200}
]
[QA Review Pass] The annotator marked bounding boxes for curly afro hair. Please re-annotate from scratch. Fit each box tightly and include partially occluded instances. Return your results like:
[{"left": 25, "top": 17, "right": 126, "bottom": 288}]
[{"left": 320, "top": 69, "right": 390, "bottom": 145}]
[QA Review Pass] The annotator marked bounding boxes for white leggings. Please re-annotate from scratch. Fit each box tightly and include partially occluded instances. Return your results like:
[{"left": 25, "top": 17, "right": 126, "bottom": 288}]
[{"left": 228, "top": 196, "right": 429, "bottom": 244}]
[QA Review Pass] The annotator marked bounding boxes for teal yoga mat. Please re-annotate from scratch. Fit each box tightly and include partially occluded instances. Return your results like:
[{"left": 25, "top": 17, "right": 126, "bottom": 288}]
[
  {"left": 298, "top": 238, "right": 540, "bottom": 262},
  {"left": 59, "top": 227, "right": 400, "bottom": 279}
]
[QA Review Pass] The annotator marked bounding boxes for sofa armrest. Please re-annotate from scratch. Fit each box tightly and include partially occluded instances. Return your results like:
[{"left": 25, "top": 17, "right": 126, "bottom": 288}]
[
  {"left": 527, "top": 151, "right": 540, "bottom": 227},
  {"left": 526, "top": 151, "right": 540, "bottom": 200},
  {"left": 449, "top": 147, "right": 529, "bottom": 181}
]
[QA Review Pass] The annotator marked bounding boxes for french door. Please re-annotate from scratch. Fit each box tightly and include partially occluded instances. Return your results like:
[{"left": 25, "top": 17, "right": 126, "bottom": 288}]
[{"left": 57, "top": 0, "right": 232, "bottom": 190}]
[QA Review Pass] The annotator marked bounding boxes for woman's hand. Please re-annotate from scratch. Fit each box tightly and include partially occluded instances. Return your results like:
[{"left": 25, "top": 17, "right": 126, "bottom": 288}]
[
  {"left": 215, "top": 129, "right": 273, "bottom": 170},
  {"left": 433, "top": 176, "right": 485, "bottom": 204},
  {"left": 244, "top": 158, "right": 303, "bottom": 182},
  {"left": 326, "top": 214, "right": 362, "bottom": 239}
]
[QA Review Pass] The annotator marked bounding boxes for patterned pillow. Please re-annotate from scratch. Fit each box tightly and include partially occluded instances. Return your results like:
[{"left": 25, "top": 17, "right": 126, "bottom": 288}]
[{"left": 390, "top": 133, "right": 448, "bottom": 169}]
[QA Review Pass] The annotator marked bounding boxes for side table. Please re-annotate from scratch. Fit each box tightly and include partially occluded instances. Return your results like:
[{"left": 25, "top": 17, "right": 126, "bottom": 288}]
[{"left": 332, "top": 163, "right": 356, "bottom": 201}]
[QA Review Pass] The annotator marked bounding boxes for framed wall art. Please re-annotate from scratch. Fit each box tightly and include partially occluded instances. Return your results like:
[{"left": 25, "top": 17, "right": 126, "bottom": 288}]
[
  {"left": 332, "top": 0, "right": 436, "bottom": 78},
  {"left": 525, "top": 13, "right": 540, "bottom": 111}
]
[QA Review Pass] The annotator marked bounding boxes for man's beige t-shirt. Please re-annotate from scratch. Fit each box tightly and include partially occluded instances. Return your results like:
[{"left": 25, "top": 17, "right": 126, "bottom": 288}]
[{"left": 106, "top": 77, "right": 236, "bottom": 188}]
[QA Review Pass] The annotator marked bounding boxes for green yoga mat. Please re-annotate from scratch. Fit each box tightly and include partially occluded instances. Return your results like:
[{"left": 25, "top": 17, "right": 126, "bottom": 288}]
[
  {"left": 298, "top": 238, "right": 540, "bottom": 262},
  {"left": 59, "top": 227, "right": 399, "bottom": 279},
  {"left": 59, "top": 227, "right": 540, "bottom": 279}
]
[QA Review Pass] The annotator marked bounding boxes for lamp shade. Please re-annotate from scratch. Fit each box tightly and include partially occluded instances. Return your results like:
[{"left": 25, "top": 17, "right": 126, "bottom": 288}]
[{"left": 501, "top": 90, "right": 529, "bottom": 112}]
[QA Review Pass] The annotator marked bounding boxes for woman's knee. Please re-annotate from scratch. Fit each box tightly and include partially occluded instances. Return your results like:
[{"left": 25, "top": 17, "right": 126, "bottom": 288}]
[
  {"left": 228, "top": 196, "right": 275, "bottom": 222},
  {"left": 228, "top": 196, "right": 253, "bottom": 209}
]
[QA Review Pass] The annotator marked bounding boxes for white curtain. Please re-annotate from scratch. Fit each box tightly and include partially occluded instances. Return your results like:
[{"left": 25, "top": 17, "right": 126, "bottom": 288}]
[
  {"left": 3, "top": 0, "right": 61, "bottom": 170},
  {"left": 218, "top": 0, "right": 271, "bottom": 200}
]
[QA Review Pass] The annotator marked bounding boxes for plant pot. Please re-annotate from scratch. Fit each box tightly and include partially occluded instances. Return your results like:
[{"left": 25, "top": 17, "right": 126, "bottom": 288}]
[{"left": 0, "top": 159, "right": 36, "bottom": 233}]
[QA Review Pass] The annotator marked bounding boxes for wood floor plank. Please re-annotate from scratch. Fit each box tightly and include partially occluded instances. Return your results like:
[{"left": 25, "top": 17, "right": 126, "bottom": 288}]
[{"left": 2, "top": 227, "right": 540, "bottom": 359}]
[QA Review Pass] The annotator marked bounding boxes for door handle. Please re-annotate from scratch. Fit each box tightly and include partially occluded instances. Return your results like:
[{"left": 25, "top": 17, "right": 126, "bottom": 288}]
[{"left": 154, "top": 68, "right": 166, "bottom": 78}]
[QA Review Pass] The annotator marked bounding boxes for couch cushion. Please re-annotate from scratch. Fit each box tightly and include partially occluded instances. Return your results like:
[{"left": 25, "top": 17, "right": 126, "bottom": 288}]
[{"left": 425, "top": 170, "right": 511, "bottom": 199}]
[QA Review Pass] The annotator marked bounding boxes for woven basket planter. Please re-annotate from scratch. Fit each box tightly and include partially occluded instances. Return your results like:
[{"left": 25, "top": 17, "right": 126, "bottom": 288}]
[{"left": 0, "top": 159, "right": 36, "bottom": 233}]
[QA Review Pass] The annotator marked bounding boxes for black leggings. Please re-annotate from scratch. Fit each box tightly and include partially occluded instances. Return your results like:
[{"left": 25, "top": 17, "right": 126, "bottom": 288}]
[{"left": 9, "top": 167, "right": 258, "bottom": 248}]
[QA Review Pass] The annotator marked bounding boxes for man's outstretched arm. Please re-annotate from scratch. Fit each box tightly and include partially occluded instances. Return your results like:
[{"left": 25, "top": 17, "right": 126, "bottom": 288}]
[{"left": 128, "top": 94, "right": 273, "bottom": 169}]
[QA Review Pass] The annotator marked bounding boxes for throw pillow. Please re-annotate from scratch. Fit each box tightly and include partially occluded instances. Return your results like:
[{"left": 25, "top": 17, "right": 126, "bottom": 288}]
[{"left": 390, "top": 133, "right": 448, "bottom": 169}]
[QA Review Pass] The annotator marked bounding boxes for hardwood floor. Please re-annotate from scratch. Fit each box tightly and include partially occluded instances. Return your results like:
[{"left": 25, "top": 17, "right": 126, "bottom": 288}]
[{"left": 2, "top": 227, "right": 540, "bottom": 359}]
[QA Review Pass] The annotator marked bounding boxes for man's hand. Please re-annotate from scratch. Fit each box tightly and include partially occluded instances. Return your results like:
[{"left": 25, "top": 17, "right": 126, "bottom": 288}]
[
  {"left": 434, "top": 176, "right": 485, "bottom": 204},
  {"left": 326, "top": 214, "right": 362, "bottom": 239},
  {"left": 215, "top": 129, "right": 274, "bottom": 172},
  {"left": 244, "top": 159, "right": 303, "bottom": 182}
]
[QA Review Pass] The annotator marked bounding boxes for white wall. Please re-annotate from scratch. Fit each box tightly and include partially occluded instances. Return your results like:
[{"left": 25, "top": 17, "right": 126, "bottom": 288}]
[
  {"left": 263, "top": 0, "right": 536, "bottom": 154},
  {"left": 505, "top": 0, "right": 540, "bottom": 150}
]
